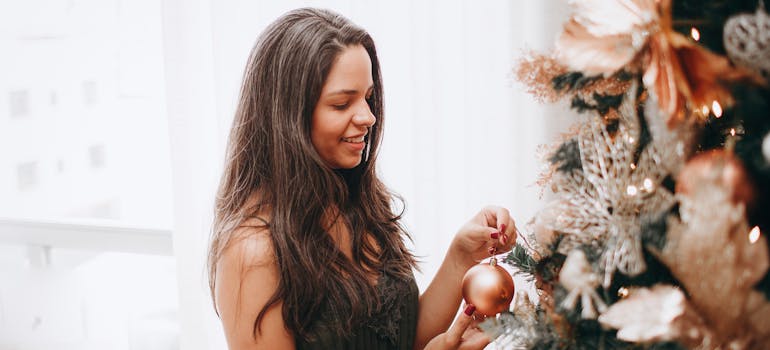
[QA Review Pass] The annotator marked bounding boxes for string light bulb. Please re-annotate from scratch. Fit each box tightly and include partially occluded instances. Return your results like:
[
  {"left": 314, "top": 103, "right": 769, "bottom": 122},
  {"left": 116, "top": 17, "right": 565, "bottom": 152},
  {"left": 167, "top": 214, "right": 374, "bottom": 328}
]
[
  {"left": 712, "top": 100, "right": 723, "bottom": 118},
  {"left": 749, "top": 226, "right": 761, "bottom": 244},
  {"left": 626, "top": 185, "right": 638, "bottom": 196},
  {"left": 691, "top": 27, "right": 701, "bottom": 41},
  {"left": 643, "top": 178, "right": 654, "bottom": 191}
]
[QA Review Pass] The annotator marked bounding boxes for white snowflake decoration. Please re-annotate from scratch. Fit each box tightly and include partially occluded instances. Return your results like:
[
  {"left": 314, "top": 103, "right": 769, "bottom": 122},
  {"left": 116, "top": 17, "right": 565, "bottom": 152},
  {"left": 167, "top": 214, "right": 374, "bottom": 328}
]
[{"left": 548, "top": 83, "right": 677, "bottom": 286}]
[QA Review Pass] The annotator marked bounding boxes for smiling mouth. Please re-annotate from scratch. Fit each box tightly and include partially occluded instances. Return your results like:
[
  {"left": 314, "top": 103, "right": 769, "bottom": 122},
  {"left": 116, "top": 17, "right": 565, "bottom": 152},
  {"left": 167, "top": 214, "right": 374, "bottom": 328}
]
[{"left": 341, "top": 136, "right": 365, "bottom": 143}]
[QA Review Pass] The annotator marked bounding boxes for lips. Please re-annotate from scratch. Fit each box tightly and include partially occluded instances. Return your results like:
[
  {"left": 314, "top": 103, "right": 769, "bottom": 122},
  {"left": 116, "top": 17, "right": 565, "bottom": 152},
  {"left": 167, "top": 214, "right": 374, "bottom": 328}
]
[{"left": 341, "top": 135, "right": 366, "bottom": 143}]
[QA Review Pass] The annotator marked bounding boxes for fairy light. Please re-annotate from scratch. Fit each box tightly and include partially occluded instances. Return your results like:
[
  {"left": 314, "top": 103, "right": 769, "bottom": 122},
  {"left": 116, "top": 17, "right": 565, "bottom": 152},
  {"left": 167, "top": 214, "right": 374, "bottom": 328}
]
[
  {"left": 691, "top": 27, "right": 701, "bottom": 41},
  {"left": 712, "top": 100, "right": 723, "bottom": 118},
  {"left": 643, "top": 178, "right": 654, "bottom": 191},
  {"left": 730, "top": 128, "right": 736, "bottom": 136},
  {"left": 626, "top": 185, "right": 638, "bottom": 196},
  {"left": 749, "top": 226, "right": 761, "bottom": 244},
  {"left": 701, "top": 105, "right": 710, "bottom": 116},
  {"left": 618, "top": 287, "right": 630, "bottom": 298},
  {"left": 630, "top": 163, "right": 637, "bottom": 170}
]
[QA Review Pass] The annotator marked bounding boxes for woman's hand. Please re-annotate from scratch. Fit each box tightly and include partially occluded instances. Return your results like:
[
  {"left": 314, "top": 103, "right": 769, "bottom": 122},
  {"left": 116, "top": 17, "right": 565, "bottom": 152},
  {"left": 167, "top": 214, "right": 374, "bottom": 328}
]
[
  {"left": 422, "top": 304, "right": 490, "bottom": 350},
  {"left": 451, "top": 206, "right": 517, "bottom": 268},
  {"left": 413, "top": 206, "right": 516, "bottom": 349}
]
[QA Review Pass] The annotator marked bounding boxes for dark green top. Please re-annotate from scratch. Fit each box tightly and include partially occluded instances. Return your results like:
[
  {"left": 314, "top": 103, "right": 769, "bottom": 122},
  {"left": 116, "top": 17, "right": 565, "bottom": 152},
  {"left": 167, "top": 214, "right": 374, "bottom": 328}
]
[{"left": 296, "top": 272, "right": 420, "bottom": 350}]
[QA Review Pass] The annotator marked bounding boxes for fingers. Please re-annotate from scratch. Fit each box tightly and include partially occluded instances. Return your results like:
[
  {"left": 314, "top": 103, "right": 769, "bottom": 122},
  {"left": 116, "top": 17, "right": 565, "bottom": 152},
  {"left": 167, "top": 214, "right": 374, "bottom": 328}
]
[
  {"left": 459, "top": 308, "right": 491, "bottom": 350},
  {"left": 483, "top": 206, "right": 517, "bottom": 252},
  {"left": 458, "top": 331, "right": 491, "bottom": 350},
  {"left": 445, "top": 304, "right": 476, "bottom": 346}
]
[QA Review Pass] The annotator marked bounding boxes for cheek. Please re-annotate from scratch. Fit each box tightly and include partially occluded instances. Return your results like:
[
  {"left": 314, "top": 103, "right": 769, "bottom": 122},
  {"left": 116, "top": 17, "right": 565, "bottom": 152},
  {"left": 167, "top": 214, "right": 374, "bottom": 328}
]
[{"left": 311, "top": 111, "right": 343, "bottom": 151}]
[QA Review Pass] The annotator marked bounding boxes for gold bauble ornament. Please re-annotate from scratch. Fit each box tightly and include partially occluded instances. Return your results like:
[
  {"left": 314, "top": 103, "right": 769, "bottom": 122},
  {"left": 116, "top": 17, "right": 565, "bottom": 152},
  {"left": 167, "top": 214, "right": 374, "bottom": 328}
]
[{"left": 461, "top": 259, "right": 515, "bottom": 317}]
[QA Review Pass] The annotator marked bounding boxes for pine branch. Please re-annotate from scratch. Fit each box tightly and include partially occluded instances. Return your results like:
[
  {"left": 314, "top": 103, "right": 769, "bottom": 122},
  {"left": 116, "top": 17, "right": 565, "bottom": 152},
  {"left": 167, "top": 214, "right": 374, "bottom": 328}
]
[
  {"left": 548, "top": 139, "right": 582, "bottom": 174},
  {"left": 552, "top": 72, "right": 600, "bottom": 92},
  {"left": 504, "top": 244, "right": 538, "bottom": 281},
  {"left": 570, "top": 93, "right": 624, "bottom": 116}
]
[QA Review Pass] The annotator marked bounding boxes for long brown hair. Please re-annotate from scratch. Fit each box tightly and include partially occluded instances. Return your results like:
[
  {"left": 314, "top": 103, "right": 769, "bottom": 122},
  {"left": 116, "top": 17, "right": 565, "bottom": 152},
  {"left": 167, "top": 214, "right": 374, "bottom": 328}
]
[{"left": 208, "top": 7, "right": 417, "bottom": 341}]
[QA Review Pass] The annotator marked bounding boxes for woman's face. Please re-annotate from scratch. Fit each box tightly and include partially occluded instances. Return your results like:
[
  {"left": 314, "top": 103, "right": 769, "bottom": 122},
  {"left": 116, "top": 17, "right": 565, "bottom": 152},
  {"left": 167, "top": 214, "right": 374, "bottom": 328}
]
[{"left": 311, "top": 44, "right": 376, "bottom": 169}]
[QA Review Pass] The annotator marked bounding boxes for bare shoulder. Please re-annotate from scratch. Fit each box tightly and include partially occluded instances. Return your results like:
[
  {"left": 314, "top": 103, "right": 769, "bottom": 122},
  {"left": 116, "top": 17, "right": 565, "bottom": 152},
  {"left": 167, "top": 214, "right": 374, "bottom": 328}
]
[
  {"left": 214, "top": 221, "right": 294, "bottom": 348},
  {"left": 215, "top": 221, "right": 276, "bottom": 302},
  {"left": 221, "top": 222, "right": 275, "bottom": 268}
]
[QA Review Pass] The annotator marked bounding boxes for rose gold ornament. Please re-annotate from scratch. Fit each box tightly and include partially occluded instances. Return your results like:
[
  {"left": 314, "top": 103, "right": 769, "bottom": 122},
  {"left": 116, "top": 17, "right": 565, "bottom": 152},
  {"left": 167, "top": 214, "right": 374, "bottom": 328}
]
[
  {"left": 676, "top": 149, "right": 755, "bottom": 209},
  {"left": 461, "top": 259, "right": 515, "bottom": 317}
]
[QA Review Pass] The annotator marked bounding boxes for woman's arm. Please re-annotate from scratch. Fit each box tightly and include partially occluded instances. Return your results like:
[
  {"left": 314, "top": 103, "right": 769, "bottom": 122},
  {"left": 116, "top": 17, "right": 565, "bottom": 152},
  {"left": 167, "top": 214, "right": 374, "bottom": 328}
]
[
  {"left": 214, "top": 228, "right": 295, "bottom": 349},
  {"left": 414, "top": 243, "right": 475, "bottom": 349},
  {"left": 413, "top": 206, "right": 516, "bottom": 350}
]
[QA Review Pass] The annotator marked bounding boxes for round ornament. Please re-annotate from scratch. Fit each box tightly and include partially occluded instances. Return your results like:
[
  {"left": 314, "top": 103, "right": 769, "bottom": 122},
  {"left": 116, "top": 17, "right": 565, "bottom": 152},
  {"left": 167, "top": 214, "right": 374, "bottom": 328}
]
[
  {"left": 676, "top": 149, "right": 755, "bottom": 209},
  {"left": 461, "top": 259, "right": 515, "bottom": 317},
  {"left": 723, "top": 2, "right": 770, "bottom": 79}
]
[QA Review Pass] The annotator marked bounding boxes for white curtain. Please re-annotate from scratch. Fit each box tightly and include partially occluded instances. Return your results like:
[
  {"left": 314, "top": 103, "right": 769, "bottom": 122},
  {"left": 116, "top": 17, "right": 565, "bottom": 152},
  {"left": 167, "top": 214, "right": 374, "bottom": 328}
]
[{"left": 162, "top": 0, "right": 567, "bottom": 348}]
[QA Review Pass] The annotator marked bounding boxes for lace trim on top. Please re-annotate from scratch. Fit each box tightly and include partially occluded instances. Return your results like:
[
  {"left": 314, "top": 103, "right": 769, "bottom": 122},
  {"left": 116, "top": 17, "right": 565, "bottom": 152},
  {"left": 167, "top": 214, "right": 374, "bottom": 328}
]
[
  {"left": 364, "top": 272, "right": 414, "bottom": 345},
  {"left": 302, "top": 271, "right": 416, "bottom": 346}
]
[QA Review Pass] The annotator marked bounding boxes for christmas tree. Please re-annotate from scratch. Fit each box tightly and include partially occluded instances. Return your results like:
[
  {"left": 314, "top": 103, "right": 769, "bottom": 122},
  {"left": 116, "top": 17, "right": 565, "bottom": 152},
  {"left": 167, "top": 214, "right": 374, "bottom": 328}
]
[{"left": 482, "top": 0, "right": 770, "bottom": 348}]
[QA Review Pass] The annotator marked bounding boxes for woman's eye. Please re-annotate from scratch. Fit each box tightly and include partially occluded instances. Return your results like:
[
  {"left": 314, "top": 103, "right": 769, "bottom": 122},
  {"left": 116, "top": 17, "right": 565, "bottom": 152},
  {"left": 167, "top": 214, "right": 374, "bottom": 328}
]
[{"left": 332, "top": 103, "right": 349, "bottom": 110}]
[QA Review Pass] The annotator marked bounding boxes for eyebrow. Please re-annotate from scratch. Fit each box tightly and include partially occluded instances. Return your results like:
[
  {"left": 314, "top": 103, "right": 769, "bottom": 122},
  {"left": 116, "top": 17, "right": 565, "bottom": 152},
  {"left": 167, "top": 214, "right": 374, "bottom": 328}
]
[{"left": 325, "top": 85, "right": 374, "bottom": 97}]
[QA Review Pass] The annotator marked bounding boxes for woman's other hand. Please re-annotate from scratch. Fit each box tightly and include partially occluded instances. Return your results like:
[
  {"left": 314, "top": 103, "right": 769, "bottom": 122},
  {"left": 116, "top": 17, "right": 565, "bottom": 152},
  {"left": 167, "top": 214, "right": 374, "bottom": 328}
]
[
  {"left": 422, "top": 304, "right": 490, "bottom": 350},
  {"left": 452, "top": 206, "right": 516, "bottom": 267}
]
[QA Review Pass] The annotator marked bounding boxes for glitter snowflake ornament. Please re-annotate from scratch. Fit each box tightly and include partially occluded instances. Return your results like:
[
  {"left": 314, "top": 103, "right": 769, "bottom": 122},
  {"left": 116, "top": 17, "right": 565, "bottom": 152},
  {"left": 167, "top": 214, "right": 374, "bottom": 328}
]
[{"left": 548, "top": 83, "right": 677, "bottom": 287}]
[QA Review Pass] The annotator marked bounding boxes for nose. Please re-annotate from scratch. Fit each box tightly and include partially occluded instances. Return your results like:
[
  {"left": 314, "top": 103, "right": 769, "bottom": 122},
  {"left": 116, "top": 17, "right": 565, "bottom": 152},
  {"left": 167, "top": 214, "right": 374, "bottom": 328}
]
[{"left": 352, "top": 106, "right": 376, "bottom": 127}]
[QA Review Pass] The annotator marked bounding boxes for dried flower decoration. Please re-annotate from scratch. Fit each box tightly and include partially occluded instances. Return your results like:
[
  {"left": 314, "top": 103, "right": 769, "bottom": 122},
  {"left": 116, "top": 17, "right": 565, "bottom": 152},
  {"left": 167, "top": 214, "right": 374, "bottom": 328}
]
[{"left": 555, "top": 0, "right": 761, "bottom": 127}]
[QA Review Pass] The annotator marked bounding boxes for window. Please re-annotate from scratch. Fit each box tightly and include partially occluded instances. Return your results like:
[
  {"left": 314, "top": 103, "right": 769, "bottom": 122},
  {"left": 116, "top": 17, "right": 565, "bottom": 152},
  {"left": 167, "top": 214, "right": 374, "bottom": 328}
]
[{"left": 1, "top": 0, "right": 176, "bottom": 349}]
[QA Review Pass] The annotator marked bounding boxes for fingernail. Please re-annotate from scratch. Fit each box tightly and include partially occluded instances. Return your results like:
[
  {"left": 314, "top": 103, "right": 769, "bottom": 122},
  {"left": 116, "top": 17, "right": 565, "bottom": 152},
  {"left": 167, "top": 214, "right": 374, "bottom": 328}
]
[
  {"left": 490, "top": 232, "right": 499, "bottom": 239},
  {"left": 464, "top": 304, "right": 476, "bottom": 316},
  {"left": 488, "top": 246, "right": 496, "bottom": 255},
  {"left": 501, "top": 224, "right": 507, "bottom": 233}
]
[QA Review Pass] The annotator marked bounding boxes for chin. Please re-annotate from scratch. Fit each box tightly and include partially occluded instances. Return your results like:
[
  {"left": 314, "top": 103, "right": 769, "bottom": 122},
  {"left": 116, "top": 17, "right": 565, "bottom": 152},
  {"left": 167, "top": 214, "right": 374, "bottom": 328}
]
[{"left": 335, "top": 157, "right": 363, "bottom": 169}]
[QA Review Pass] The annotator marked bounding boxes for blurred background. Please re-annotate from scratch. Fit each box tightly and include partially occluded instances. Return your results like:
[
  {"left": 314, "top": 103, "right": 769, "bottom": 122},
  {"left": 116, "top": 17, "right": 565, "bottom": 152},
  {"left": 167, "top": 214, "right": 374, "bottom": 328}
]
[{"left": 0, "top": 0, "right": 571, "bottom": 349}]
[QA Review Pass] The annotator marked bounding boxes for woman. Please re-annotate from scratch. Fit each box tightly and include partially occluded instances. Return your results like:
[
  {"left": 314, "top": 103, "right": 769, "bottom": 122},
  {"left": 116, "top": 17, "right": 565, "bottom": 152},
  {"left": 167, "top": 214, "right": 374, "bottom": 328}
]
[{"left": 208, "top": 7, "right": 516, "bottom": 350}]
